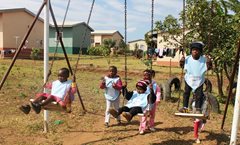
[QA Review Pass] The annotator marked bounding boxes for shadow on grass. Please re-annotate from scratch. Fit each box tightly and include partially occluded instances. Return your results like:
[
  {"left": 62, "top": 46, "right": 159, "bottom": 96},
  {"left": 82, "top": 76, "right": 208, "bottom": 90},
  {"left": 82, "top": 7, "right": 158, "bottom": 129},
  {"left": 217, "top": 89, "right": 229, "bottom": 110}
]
[
  {"left": 204, "top": 130, "right": 230, "bottom": 144},
  {"left": 158, "top": 126, "right": 192, "bottom": 135},
  {"left": 84, "top": 111, "right": 105, "bottom": 117},
  {"left": 151, "top": 139, "right": 195, "bottom": 145},
  {"left": 81, "top": 132, "right": 139, "bottom": 145},
  {"left": 152, "top": 139, "right": 195, "bottom": 145}
]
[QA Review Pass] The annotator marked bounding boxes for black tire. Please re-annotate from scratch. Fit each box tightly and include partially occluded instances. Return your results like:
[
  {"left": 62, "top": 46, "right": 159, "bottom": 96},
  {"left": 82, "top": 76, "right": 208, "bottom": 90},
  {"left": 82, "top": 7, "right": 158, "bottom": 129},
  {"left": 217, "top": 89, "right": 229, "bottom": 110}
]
[
  {"left": 168, "top": 77, "right": 181, "bottom": 92},
  {"left": 204, "top": 78, "right": 212, "bottom": 93},
  {"left": 226, "top": 82, "right": 237, "bottom": 105},
  {"left": 188, "top": 93, "right": 219, "bottom": 113},
  {"left": 160, "top": 82, "right": 170, "bottom": 101},
  {"left": 205, "top": 92, "right": 220, "bottom": 113}
]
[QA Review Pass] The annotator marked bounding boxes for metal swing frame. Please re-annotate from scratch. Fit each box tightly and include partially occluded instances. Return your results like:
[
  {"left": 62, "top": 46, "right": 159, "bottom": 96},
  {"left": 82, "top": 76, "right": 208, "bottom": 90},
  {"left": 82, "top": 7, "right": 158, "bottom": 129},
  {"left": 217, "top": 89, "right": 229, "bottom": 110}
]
[{"left": 0, "top": 0, "right": 95, "bottom": 113}]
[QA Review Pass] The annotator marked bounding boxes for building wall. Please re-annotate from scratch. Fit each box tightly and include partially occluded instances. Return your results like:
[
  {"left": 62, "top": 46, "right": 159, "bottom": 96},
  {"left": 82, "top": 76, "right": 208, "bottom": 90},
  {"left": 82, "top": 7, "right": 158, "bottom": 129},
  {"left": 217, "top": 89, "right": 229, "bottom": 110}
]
[
  {"left": 49, "top": 23, "right": 92, "bottom": 54},
  {"left": 91, "top": 32, "right": 123, "bottom": 48},
  {"left": 0, "top": 13, "right": 3, "bottom": 48},
  {"left": 49, "top": 26, "right": 73, "bottom": 54},
  {"left": 101, "top": 35, "right": 113, "bottom": 43},
  {"left": 72, "top": 24, "right": 91, "bottom": 54},
  {"left": 1, "top": 11, "right": 43, "bottom": 50},
  {"left": 128, "top": 40, "right": 147, "bottom": 51},
  {"left": 91, "top": 35, "right": 102, "bottom": 46},
  {"left": 112, "top": 32, "right": 123, "bottom": 48}
]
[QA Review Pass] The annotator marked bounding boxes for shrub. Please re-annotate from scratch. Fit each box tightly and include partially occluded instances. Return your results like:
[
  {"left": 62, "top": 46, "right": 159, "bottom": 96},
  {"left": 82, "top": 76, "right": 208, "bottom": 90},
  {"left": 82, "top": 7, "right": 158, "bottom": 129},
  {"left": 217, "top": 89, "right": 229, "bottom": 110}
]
[{"left": 30, "top": 47, "right": 41, "bottom": 60}]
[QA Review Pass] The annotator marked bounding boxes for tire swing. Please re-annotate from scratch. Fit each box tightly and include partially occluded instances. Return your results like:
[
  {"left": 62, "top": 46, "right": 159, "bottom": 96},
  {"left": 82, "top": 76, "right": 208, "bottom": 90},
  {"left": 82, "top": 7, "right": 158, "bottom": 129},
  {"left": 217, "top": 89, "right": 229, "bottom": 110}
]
[
  {"left": 203, "top": 78, "right": 212, "bottom": 93},
  {"left": 160, "top": 76, "right": 180, "bottom": 101},
  {"left": 188, "top": 92, "right": 220, "bottom": 114},
  {"left": 161, "top": 75, "right": 212, "bottom": 101}
]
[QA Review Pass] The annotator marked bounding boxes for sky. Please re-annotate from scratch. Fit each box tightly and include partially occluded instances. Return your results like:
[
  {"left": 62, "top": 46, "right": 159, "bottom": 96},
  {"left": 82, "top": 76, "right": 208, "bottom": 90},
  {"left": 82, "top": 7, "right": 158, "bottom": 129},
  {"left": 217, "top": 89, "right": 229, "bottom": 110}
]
[{"left": 0, "top": 0, "right": 183, "bottom": 42}]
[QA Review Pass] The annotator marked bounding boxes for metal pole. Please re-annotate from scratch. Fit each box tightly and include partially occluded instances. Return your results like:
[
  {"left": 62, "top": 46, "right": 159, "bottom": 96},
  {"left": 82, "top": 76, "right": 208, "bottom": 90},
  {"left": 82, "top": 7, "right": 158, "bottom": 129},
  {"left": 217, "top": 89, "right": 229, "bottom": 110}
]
[
  {"left": 0, "top": 1, "right": 46, "bottom": 90},
  {"left": 49, "top": 3, "right": 86, "bottom": 112},
  {"left": 150, "top": 0, "right": 154, "bottom": 71},
  {"left": 124, "top": 0, "right": 127, "bottom": 84},
  {"left": 221, "top": 40, "right": 240, "bottom": 130},
  {"left": 43, "top": 0, "right": 49, "bottom": 133},
  {"left": 230, "top": 40, "right": 240, "bottom": 145}
]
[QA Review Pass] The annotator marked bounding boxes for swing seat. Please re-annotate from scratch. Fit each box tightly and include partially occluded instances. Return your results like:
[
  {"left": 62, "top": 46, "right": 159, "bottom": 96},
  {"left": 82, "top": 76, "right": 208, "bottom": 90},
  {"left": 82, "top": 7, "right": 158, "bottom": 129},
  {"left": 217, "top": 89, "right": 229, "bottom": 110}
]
[
  {"left": 174, "top": 112, "right": 207, "bottom": 119},
  {"left": 29, "top": 99, "right": 70, "bottom": 112},
  {"left": 137, "top": 113, "right": 144, "bottom": 116}
]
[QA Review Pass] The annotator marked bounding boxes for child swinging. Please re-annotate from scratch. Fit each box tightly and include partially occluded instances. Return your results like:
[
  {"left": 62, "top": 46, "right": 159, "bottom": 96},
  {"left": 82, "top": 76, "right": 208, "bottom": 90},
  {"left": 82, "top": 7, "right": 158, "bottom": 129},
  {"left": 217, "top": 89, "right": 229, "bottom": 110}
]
[
  {"left": 178, "top": 41, "right": 212, "bottom": 143},
  {"left": 139, "top": 69, "right": 161, "bottom": 134},
  {"left": 19, "top": 67, "right": 77, "bottom": 114},
  {"left": 109, "top": 80, "right": 156, "bottom": 133}
]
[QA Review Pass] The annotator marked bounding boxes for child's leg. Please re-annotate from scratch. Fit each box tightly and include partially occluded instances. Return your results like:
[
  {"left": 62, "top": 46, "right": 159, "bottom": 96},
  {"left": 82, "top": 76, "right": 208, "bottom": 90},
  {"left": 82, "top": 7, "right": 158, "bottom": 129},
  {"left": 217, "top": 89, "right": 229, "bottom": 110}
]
[
  {"left": 112, "top": 97, "right": 121, "bottom": 122},
  {"left": 139, "top": 111, "right": 148, "bottom": 133},
  {"left": 118, "top": 106, "right": 130, "bottom": 115},
  {"left": 31, "top": 93, "right": 49, "bottom": 114},
  {"left": 149, "top": 103, "right": 157, "bottom": 128},
  {"left": 33, "top": 93, "right": 48, "bottom": 104},
  {"left": 39, "top": 96, "right": 55, "bottom": 106},
  {"left": 122, "top": 107, "right": 141, "bottom": 122},
  {"left": 129, "top": 107, "right": 142, "bottom": 117},
  {"left": 194, "top": 85, "right": 204, "bottom": 110},
  {"left": 194, "top": 118, "right": 201, "bottom": 143},
  {"left": 105, "top": 99, "right": 111, "bottom": 123},
  {"left": 183, "top": 81, "right": 192, "bottom": 108}
]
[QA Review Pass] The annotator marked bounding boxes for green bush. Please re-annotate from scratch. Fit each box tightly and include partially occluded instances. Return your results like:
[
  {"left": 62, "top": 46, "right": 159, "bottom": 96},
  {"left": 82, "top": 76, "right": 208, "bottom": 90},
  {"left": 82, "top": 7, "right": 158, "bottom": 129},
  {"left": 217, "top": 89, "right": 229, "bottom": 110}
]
[
  {"left": 88, "top": 46, "right": 110, "bottom": 56},
  {"left": 30, "top": 47, "right": 41, "bottom": 60}
]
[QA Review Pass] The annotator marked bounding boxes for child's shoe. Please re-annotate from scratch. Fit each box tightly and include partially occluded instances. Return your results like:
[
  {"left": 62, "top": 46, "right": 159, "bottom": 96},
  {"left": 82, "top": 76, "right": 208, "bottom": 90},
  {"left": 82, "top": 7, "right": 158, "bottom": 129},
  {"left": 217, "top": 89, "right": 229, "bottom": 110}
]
[
  {"left": 104, "top": 122, "right": 109, "bottom": 128},
  {"left": 139, "top": 130, "right": 144, "bottom": 135},
  {"left": 195, "top": 138, "right": 201, "bottom": 144},
  {"left": 109, "top": 109, "right": 118, "bottom": 118},
  {"left": 178, "top": 107, "right": 189, "bottom": 113},
  {"left": 31, "top": 102, "right": 41, "bottom": 114},
  {"left": 122, "top": 112, "right": 132, "bottom": 122},
  {"left": 19, "top": 105, "right": 31, "bottom": 114},
  {"left": 149, "top": 127, "right": 156, "bottom": 132}
]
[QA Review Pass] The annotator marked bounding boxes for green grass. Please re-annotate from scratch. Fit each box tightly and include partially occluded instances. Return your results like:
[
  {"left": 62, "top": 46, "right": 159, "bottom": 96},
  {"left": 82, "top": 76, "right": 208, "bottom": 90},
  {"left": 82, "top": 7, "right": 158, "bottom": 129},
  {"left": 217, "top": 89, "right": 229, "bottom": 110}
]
[{"left": 0, "top": 54, "right": 236, "bottom": 144}]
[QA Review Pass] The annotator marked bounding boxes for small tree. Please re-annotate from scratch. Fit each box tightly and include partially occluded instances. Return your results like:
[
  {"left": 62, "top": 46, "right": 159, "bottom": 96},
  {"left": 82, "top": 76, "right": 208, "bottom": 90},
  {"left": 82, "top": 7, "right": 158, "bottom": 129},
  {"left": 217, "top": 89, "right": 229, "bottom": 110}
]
[
  {"left": 88, "top": 45, "right": 111, "bottom": 65},
  {"left": 30, "top": 47, "right": 41, "bottom": 60},
  {"left": 103, "top": 39, "right": 116, "bottom": 64}
]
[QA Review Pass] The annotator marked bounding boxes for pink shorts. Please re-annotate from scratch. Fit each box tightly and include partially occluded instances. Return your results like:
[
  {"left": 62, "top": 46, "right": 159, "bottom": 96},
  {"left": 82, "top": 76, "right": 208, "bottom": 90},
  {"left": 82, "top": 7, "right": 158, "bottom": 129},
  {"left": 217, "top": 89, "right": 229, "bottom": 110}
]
[{"left": 36, "top": 93, "right": 66, "bottom": 107}]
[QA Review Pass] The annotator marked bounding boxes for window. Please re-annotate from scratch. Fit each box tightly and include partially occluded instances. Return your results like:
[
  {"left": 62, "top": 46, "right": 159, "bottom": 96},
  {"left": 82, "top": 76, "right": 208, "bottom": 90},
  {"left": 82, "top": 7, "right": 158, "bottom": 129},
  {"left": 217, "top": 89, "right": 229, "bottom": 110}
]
[{"left": 95, "top": 43, "right": 100, "bottom": 46}]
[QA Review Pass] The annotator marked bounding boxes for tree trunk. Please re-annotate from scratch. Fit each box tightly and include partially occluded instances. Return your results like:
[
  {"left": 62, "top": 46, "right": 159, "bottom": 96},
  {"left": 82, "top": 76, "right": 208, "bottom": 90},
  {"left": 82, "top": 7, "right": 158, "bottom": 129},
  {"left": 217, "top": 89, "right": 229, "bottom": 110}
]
[
  {"left": 216, "top": 71, "right": 224, "bottom": 97},
  {"left": 214, "top": 61, "right": 224, "bottom": 97}
]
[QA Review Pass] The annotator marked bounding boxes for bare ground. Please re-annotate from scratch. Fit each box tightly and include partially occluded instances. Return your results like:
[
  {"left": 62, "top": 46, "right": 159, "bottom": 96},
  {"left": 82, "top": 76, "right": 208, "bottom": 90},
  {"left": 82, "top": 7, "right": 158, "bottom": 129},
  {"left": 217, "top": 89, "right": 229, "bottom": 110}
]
[{"left": 0, "top": 64, "right": 238, "bottom": 145}]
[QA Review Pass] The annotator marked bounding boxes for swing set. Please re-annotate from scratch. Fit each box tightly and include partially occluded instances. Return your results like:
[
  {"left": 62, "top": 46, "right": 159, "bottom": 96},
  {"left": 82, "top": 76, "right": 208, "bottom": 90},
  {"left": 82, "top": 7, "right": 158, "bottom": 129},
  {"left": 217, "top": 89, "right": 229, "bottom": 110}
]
[{"left": 0, "top": 0, "right": 96, "bottom": 113}]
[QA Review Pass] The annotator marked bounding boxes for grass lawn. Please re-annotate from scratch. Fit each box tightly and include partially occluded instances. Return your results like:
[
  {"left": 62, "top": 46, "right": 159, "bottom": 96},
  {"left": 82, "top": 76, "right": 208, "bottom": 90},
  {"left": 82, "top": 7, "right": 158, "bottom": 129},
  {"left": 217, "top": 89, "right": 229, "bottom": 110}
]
[{"left": 0, "top": 55, "right": 237, "bottom": 145}]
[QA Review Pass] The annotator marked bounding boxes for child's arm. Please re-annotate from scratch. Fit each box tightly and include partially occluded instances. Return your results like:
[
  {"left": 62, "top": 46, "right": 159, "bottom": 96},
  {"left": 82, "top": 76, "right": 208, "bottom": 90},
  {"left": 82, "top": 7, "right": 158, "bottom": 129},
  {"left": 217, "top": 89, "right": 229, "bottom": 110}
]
[
  {"left": 155, "top": 85, "right": 161, "bottom": 103},
  {"left": 44, "top": 82, "right": 52, "bottom": 89},
  {"left": 99, "top": 77, "right": 106, "bottom": 89},
  {"left": 179, "top": 56, "right": 185, "bottom": 68},
  {"left": 148, "top": 84, "right": 157, "bottom": 104},
  {"left": 112, "top": 79, "right": 122, "bottom": 90},
  {"left": 122, "top": 83, "right": 133, "bottom": 100},
  {"left": 70, "top": 75, "right": 77, "bottom": 94}
]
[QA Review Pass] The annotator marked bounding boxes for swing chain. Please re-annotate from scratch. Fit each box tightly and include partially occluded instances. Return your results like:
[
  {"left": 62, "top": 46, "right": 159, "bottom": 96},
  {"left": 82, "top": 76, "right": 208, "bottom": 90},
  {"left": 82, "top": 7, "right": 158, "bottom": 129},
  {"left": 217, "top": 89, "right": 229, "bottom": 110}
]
[
  {"left": 73, "top": 0, "right": 95, "bottom": 74},
  {"left": 124, "top": 0, "right": 127, "bottom": 83}
]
